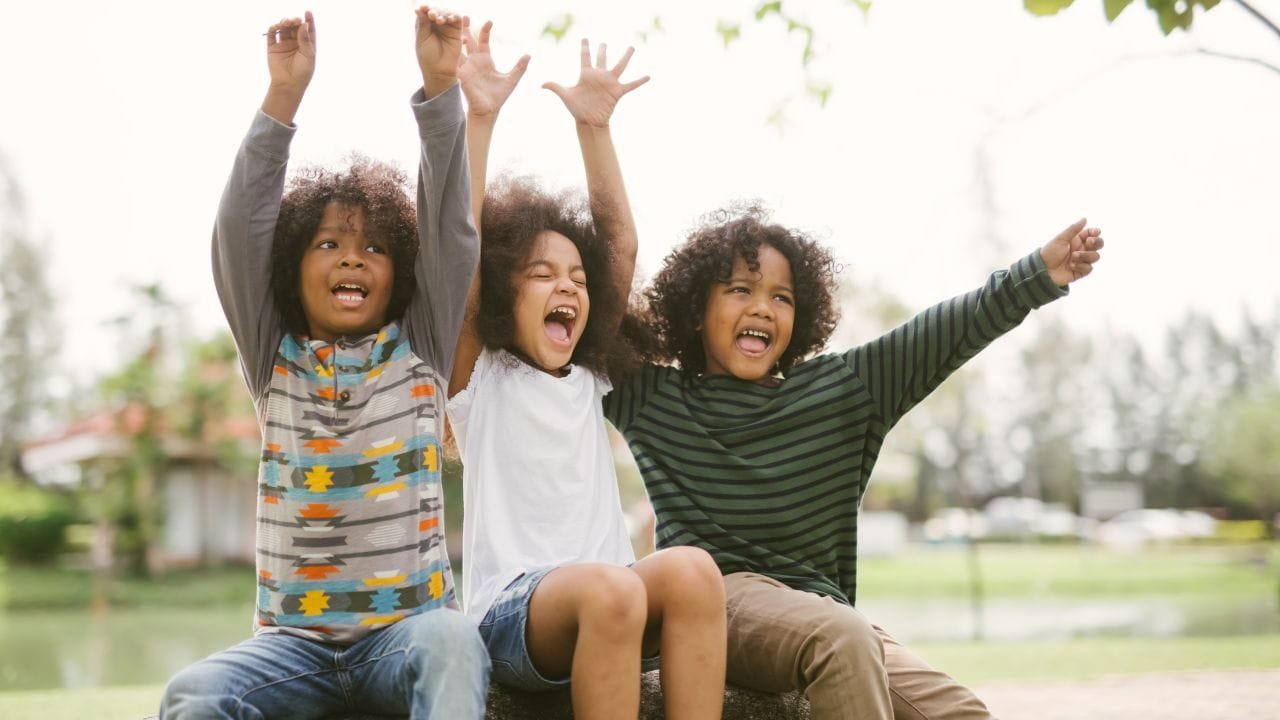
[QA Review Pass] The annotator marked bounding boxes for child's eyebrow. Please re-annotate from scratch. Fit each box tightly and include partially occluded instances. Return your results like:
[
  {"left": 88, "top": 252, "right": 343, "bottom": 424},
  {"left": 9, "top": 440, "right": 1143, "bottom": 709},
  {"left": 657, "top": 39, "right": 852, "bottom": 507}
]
[
  {"left": 525, "top": 259, "right": 586, "bottom": 274},
  {"left": 725, "top": 274, "right": 793, "bottom": 294}
]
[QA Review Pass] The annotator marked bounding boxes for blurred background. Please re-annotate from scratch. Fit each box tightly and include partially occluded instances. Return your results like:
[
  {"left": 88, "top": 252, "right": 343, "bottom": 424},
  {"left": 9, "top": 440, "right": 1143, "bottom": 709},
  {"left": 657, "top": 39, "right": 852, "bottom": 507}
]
[{"left": 1, "top": 0, "right": 1277, "bottom": 717}]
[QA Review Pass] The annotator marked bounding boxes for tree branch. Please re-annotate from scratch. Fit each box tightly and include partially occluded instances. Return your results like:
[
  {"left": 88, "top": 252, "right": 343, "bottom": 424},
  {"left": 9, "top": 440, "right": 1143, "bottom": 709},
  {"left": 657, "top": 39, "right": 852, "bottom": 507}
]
[
  {"left": 1232, "top": 0, "right": 1280, "bottom": 43},
  {"left": 1195, "top": 46, "right": 1280, "bottom": 76}
]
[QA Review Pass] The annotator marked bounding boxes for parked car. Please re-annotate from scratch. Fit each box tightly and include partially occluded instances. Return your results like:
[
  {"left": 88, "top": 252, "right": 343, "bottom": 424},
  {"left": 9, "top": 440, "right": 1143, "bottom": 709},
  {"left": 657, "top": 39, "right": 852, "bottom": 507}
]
[{"left": 1097, "top": 508, "right": 1218, "bottom": 549}]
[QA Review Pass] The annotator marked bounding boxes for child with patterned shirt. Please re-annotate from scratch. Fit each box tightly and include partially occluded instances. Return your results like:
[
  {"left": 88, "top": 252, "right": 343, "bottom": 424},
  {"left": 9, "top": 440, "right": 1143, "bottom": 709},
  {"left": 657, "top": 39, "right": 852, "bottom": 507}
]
[
  {"left": 606, "top": 207, "right": 1104, "bottom": 720},
  {"left": 160, "top": 8, "right": 488, "bottom": 719},
  {"left": 446, "top": 21, "right": 727, "bottom": 720}
]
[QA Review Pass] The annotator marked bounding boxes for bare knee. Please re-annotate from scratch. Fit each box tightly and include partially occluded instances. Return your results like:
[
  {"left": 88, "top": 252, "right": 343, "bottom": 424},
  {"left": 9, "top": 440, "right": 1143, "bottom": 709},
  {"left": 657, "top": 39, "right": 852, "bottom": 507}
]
[
  {"left": 645, "top": 546, "right": 725, "bottom": 610},
  {"left": 575, "top": 564, "right": 647, "bottom": 636}
]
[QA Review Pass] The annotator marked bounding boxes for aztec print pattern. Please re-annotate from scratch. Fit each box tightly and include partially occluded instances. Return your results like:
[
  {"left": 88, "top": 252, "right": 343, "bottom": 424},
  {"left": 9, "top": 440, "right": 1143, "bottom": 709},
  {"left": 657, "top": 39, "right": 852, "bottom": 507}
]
[{"left": 255, "top": 321, "right": 455, "bottom": 642}]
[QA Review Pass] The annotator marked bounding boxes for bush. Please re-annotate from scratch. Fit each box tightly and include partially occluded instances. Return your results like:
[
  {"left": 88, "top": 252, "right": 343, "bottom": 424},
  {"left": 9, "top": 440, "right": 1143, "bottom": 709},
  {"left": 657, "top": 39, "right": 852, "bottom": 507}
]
[{"left": 0, "top": 477, "right": 75, "bottom": 563}]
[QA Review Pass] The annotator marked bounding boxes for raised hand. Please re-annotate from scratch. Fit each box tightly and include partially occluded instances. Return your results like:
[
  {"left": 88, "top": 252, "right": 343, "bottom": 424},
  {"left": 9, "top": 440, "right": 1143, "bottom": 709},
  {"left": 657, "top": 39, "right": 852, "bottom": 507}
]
[
  {"left": 458, "top": 18, "right": 531, "bottom": 118},
  {"left": 415, "top": 5, "right": 463, "bottom": 98},
  {"left": 543, "top": 39, "right": 649, "bottom": 128},
  {"left": 265, "top": 12, "right": 316, "bottom": 93},
  {"left": 1040, "top": 218, "right": 1104, "bottom": 286},
  {"left": 261, "top": 11, "right": 316, "bottom": 125}
]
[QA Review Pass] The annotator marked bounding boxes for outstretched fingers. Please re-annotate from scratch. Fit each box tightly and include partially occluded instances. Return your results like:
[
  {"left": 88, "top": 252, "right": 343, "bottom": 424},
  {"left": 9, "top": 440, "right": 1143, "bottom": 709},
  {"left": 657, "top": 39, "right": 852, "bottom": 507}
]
[
  {"left": 620, "top": 74, "right": 651, "bottom": 94},
  {"left": 510, "top": 53, "right": 532, "bottom": 81},
  {"left": 542, "top": 81, "right": 568, "bottom": 102}
]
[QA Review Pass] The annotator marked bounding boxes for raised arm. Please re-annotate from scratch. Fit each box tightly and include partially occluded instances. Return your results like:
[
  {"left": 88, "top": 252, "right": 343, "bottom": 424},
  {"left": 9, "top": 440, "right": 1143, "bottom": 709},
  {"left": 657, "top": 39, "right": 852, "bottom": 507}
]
[
  {"left": 849, "top": 219, "right": 1105, "bottom": 428},
  {"left": 403, "top": 6, "right": 481, "bottom": 378},
  {"left": 261, "top": 12, "right": 316, "bottom": 125},
  {"left": 543, "top": 39, "right": 649, "bottom": 329},
  {"left": 212, "top": 13, "right": 315, "bottom": 403},
  {"left": 447, "top": 18, "right": 529, "bottom": 397}
]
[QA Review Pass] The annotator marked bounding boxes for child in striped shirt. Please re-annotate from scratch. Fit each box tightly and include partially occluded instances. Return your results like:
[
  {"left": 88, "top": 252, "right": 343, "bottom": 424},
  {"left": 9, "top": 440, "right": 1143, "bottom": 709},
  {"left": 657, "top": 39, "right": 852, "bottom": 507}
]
[
  {"left": 446, "top": 21, "right": 728, "bottom": 720},
  {"left": 606, "top": 206, "right": 1104, "bottom": 720}
]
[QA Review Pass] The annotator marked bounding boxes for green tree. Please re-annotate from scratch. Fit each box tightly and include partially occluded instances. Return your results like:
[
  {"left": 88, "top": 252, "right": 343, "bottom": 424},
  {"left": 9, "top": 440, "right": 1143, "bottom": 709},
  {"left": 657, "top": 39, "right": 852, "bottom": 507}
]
[
  {"left": 95, "top": 284, "right": 178, "bottom": 576},
  {"left": 1024, "top": 0, "right": 1226, "bottom": 35},
  {"left": 1205, "top": 386, "right": 1280, "bottom": 535},
  {"left": 0, "top": 157, "right": 57, "bottom": 479}
]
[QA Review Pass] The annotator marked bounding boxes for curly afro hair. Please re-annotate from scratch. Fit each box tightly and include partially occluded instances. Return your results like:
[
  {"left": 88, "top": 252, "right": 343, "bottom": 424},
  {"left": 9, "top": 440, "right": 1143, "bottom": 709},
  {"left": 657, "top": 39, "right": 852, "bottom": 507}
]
[
  {"left": 477, "top": 175, "right": 635, "bottom": 378},
  {"left": 640, "top": 203, "right": 840, "bottom": 376},
  {"left": 271, "top": 155, "right": 417, "bottom": 338}
]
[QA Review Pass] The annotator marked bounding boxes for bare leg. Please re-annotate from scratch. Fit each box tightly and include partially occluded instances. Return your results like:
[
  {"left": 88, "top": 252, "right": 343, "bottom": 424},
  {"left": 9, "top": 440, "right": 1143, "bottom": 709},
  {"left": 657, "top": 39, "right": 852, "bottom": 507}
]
[
  {"left": 631, "top": 547, "right": 727, "bottom": 720},
  {"left": 526, "top": 563, "right": 647, "bottom": 720}
]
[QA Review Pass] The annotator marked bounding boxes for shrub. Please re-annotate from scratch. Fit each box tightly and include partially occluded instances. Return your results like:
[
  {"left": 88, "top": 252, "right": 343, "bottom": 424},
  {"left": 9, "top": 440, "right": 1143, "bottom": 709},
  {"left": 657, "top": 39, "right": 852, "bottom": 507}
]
[{"left": 0, "top": 477, "right": 75, "bottom": 563}]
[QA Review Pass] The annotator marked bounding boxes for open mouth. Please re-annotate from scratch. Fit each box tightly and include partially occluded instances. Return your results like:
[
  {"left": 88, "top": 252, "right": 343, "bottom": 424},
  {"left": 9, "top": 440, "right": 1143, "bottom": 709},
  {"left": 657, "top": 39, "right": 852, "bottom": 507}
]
[
  {"left": 544, "top": 305, "right": 577, "bottom": 344},
  {"left": 332, "top": 282, "right": 368, "bottom": 306},
  {"left": 736, "top": 328, "right": 771, "bottom": 355}
]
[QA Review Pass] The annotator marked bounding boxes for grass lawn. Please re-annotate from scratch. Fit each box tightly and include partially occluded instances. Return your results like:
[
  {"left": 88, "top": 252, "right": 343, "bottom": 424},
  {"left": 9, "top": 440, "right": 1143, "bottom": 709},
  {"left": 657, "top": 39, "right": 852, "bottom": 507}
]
[
  {"left": 2, "top": 635, "right": 1278, "bottom": 720},
  {"left": 0, "top": 563, "right": 254, "bottom": 610},
  {"left": 856, "top": 542, "right": 1279, "bottom": 599},
  {"left": 3, "top": 543, "right": 1276, "bottom": 610}
]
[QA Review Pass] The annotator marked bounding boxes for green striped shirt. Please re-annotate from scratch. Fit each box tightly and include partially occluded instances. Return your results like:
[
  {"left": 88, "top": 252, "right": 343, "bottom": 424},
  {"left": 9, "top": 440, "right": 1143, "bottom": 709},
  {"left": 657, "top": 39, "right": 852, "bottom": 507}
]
[{"left": 604, "top": 251, "right": 1065, "bottom": 605}]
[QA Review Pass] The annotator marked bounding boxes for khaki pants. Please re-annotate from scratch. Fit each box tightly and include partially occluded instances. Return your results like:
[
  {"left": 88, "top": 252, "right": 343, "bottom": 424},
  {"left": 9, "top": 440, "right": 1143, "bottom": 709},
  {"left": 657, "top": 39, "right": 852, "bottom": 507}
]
[{"left": 724, "top": 572, "right": 994, "bottom": 720}]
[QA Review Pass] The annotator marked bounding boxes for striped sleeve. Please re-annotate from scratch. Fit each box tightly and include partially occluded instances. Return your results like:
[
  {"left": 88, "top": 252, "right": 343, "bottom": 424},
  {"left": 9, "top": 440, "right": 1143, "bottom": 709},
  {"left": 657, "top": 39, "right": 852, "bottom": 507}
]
[
  {"left": 602, "top": 363, "right": 672, "bottom": 432},
  {"left": 846, "top": 250, "right": 1066, "bottom": 428}
]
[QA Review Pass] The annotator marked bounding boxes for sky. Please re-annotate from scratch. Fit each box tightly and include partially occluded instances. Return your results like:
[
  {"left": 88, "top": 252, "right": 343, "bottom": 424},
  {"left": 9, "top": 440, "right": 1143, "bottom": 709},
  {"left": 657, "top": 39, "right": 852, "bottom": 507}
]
[{"left": 1, "top": 0, "right": 1277, "bottom": 389}]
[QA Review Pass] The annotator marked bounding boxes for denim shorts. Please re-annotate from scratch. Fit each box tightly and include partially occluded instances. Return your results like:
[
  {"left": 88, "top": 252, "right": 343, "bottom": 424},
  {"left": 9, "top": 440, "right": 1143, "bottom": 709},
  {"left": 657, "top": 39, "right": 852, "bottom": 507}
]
[{"left": 477, "top": 565, "right": 660, "bottom": 693}]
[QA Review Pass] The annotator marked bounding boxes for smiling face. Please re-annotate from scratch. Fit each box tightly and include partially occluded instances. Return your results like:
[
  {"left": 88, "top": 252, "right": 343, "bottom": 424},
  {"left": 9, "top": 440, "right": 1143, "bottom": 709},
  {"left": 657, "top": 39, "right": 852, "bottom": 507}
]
[
  {"left": 699, "top": 243, "right": 796, "bottom": 383},
  {"left": 510, "top": 231, "right": 590, "bottom": 373},
  {"left": 298, "top": 202, "right": 394, "bottom": 343}
]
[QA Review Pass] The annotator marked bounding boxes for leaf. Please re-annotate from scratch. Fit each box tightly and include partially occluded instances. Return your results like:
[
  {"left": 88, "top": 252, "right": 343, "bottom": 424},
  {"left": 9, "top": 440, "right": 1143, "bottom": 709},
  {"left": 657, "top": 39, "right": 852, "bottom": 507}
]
[
  {"left": 541, "top": 13, "right": 574, "bottom": 43},
  {"left": 716, "top": 19, "right": 742, "bottom": 49},
  {"left": 755, "top": 1, "right": 783, "bottom": 21},
  {"left": 848, "top": 0, "right": 873, "bottom": 16},
  {"left": 1024, "top": 0, "right": 1075, "bottom": 16},
  {"left": 806, "top": 80, "right": 833, "bottom": 108},
  {"left": 1104, "top": 0, "right": 1134, "bottom": 21}
]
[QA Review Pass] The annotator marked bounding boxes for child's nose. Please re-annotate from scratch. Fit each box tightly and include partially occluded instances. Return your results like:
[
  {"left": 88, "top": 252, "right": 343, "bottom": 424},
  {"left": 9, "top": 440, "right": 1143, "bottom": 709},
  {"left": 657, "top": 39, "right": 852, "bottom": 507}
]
[{"left": 339, "top": 251, "right": 366, "bottom": 268}]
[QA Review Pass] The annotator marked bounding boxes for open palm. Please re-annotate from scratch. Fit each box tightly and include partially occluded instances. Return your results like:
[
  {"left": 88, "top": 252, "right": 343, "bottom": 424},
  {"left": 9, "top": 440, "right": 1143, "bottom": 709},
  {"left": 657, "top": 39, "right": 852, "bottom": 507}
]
[
  {"left": 458, "top": 19, "right": 529, "bottom": 117},
  {"left": 543, "top": 40, "right": 649, "bottom": 128}
]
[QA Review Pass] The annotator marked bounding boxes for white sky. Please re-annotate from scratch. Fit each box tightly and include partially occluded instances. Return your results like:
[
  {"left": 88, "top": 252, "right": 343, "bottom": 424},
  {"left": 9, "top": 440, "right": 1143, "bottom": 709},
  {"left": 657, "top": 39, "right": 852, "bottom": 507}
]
[{"left": 1, "top": 0, "right": 1277, "bottom": 386}]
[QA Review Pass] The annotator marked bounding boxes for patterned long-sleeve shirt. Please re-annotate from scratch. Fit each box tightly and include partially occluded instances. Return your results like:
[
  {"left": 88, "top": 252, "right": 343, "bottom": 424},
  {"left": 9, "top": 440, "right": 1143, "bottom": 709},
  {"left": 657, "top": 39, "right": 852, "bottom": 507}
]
[{"left": 211, "top": 85, "right": 477, "bottom": 644}]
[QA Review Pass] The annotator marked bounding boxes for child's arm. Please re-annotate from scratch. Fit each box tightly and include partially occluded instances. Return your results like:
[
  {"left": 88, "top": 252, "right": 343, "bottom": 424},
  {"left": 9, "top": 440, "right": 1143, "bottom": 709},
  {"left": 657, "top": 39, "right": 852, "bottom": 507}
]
[
  {"left": 849, "top": 219, "right": 1104, "bottom": 428},
  {"left": 544, "top": 40, "right": 649, "bottom": 329},
  {"left": 260, "top": 13, "right": 316, "bottom": 126},
  {"left": 404, "top": 6, "right": 480, "bottom": 378},
  {"left": 211, "top": 13, "right": 316, "bottom": 403},
  {"left": 448, "top": 18, "right": 529, "bottom": 398}
]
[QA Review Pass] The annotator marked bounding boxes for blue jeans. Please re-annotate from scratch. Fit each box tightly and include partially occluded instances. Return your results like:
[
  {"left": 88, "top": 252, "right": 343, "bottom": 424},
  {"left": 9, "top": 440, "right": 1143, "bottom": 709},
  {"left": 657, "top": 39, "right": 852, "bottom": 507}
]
[{"left": 160, "top": 609, "right": 489, "bottom": 720}]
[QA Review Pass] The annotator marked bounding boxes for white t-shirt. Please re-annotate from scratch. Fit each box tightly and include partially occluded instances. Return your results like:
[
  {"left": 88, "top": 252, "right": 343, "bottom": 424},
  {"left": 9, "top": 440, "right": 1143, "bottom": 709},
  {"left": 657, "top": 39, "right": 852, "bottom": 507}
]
[{"left": 448, "top": 349, "right": 636, "bottom": 623}]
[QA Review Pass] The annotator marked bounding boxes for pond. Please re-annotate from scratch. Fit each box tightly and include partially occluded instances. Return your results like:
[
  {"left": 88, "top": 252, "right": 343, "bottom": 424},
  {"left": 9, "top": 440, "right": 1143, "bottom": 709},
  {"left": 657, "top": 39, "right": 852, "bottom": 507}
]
[{"left": 1, "top": 595, "right": 1275, "bottom": 692}]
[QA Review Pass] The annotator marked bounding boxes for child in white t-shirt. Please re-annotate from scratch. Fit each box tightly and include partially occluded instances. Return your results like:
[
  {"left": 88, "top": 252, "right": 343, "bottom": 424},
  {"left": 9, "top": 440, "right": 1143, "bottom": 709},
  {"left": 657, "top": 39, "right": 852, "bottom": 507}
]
[{"left": 445, "top": 20, "right": 727, "bottom": 719}]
